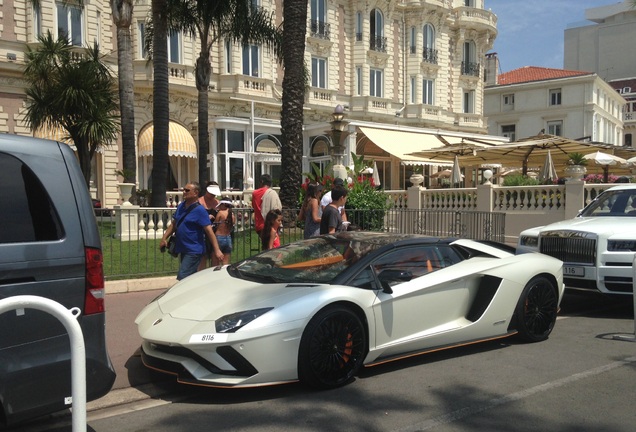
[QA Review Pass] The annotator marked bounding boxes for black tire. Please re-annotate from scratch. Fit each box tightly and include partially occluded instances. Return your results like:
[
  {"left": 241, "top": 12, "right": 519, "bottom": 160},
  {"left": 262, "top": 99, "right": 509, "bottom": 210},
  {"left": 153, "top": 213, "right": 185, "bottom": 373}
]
[
  {"left": 514, "top": 276, "right": 558, "bottom": 342},
  {"left": 298, "top": 305, "right": 367, "bottom": 389}
]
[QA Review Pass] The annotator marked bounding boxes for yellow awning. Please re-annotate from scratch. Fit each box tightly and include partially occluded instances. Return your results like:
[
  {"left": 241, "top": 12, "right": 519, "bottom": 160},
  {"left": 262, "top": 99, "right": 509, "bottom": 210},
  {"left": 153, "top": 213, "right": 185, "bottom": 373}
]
[
  {"left": 33, "top": 126, "right": 110, "bottom": 153},
  {"left": 138, "top": 121, "right": 197, "bottom": 158},
  {"left": 357, "top": 126, "right": 508, "bottom": 166},
  {"left": 358, "top": 127, "right": 465, "bottom": 165},
  {"left": 34, "top": 126, "right": 75, "bottom": 147}
]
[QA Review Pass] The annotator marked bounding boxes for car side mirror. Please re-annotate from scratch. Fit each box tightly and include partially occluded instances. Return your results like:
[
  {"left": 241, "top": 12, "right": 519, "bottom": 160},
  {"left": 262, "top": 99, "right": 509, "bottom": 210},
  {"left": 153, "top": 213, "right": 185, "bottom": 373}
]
[{"left": 378, "top": 269, "right": 413, "bottom": 294}]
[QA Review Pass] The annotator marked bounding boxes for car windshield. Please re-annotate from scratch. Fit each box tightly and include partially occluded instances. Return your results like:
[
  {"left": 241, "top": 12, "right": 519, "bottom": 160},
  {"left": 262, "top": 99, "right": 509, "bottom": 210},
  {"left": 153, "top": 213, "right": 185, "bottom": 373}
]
[
  {"left": 229, "top": 233, "right": 399, "bottom": 284},
  {"left": 580, "top": 189, "right": 636, "bottom": 217}
]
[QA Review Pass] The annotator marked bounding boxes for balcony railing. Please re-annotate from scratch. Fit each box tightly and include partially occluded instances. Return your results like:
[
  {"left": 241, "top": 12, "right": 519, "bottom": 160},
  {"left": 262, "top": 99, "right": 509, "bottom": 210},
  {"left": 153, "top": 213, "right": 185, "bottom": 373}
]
[
  {"left": 423, "top": 48, "right": 438, "bottom": 64},
  {"left": 310, "top": 20, "right": 330, "bottom": 40},
  {"left": 461, "top": 61, "right": 480, "bottom": 77},
  {"left": 370, "top": 36, "right": 387, "bottom": 52}
]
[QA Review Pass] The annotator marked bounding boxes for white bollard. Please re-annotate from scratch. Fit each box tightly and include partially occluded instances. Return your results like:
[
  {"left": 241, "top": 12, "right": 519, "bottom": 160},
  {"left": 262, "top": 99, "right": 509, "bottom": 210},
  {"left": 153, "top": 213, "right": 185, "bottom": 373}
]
[
  {"left": 613, "top": 255, "right": 636, "bottom": 342},
  {"left": 0, "top": 296, "right": 86, "bottom": 432}
]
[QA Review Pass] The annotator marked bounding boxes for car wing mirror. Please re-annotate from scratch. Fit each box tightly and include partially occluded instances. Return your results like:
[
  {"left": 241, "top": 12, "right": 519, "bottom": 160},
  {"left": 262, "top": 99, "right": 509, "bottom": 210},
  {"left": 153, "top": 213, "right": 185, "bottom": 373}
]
[{"left": 377, "top": 269, "right": 413, "bottom": 294}]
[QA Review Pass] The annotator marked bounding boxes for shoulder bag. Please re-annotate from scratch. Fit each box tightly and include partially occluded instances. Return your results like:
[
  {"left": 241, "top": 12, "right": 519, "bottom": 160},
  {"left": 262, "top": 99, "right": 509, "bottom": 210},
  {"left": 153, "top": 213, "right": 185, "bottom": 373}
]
[{"left": 167, "top": 202, "right": 199, "bottom": 257}]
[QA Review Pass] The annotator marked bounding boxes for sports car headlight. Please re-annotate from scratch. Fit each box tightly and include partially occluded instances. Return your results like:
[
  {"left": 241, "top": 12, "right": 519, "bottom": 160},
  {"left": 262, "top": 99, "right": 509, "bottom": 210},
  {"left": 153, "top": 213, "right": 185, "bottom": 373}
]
[
  {"left": 607, "top": 240, "right": 636, "bottom": 251},
  {"left": 519, "top": 235, "right": 538, "bottom": 248},
  {"left": 215, "top": 308, "right": 273, "bottom": 333}
]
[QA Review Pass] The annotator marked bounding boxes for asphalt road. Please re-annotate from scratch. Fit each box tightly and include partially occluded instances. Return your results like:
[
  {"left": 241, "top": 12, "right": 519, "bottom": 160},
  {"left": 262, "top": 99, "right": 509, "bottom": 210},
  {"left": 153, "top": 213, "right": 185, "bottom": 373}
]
[
  {"left": 104, "top": 288, "right": 168, "bottom": 391},
  {"left": 13, "top": 288, "right": 636, "bottom": 432}
]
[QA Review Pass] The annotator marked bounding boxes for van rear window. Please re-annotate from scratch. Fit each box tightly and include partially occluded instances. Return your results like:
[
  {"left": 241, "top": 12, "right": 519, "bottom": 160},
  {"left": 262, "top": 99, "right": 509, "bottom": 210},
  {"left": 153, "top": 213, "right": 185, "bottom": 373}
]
[{"left": 0, "top": 153, "right": 63, "bottom": 243}]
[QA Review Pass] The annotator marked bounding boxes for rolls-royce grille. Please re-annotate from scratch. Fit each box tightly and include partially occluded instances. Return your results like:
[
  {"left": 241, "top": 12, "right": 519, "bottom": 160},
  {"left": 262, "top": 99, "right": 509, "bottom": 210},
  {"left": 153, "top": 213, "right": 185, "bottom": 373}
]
[{"left": 539, "top": 233, "right": 597, "bottom": 264}]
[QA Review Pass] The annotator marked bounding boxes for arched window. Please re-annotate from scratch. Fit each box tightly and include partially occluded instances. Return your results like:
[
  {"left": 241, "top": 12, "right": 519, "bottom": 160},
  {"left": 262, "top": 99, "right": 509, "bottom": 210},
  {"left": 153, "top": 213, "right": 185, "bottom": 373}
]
[
  {"left": 310, "top": 137, "right": 330, "bottom": 157},
  {"left": 423, "top": 24, "right": 436, "bottom": 64},
  {"left": 254, "top": 135, "right": 281, "bottom": 153},
  {"left": 370, "top": 9, "right": 385, "bottom": 52},
  {"left": 309, "top": 136, "right": 332, "bottom": 178}
]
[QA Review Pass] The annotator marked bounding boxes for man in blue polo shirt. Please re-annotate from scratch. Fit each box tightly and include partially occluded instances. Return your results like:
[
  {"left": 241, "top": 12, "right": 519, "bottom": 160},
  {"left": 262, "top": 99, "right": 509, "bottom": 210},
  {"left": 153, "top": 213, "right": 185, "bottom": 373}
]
[{"left": 160, "top": 182, "right": 224, "bottom": 280}]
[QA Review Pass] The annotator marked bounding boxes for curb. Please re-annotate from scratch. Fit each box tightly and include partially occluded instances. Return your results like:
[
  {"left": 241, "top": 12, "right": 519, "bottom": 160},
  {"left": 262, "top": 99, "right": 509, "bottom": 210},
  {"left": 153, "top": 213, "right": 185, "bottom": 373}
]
[
  {"left": 86, "top": 383, "right": 173, "bottom": 412},
  {"left": 106, "top": 276, "right": 177, "bottom": 294}
]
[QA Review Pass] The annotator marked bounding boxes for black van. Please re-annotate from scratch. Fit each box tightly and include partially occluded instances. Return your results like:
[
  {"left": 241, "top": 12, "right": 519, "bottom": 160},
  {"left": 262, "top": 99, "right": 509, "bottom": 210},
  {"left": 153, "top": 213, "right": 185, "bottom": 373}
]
[{"left": 0, "top": 134, "right": 115, "bottom": 426}]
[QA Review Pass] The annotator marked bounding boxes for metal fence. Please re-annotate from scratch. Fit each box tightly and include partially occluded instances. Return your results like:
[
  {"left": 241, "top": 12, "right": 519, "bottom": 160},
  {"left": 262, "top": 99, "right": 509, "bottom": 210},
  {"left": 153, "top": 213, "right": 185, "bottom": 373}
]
[{"left": 97, "top": 207, "right": 505, "bottom": 281}]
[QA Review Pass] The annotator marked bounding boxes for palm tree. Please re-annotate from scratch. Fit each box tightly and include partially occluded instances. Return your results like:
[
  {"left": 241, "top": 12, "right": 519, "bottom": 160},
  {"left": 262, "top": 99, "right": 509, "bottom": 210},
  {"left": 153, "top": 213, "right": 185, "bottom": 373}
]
[
  {"left": 23, "top": 32, "right": 120, "bottom": 186},
  {"left": 111, "top": 0, "right": 137, "bottom": 184},
  {"left": 166, "top": 0, "right": 281, "bottom": 188},
  {"left": 279, "top": 0, "right": 308, "bottom": 208},
  {"left": 150, "top": 0, "right": 171, "bottom": 207}
]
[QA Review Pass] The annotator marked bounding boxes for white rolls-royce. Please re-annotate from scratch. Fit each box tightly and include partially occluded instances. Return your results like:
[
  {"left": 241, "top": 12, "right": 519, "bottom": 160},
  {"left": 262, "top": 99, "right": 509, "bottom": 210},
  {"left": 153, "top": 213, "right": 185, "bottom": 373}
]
[{"left": 518, "top": 185, "right": 636, "bottom": 296}]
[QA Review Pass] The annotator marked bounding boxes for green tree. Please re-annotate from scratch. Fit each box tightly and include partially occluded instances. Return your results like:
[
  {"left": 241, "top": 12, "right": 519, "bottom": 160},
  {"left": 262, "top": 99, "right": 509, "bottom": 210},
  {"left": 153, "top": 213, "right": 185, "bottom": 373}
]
[
  {"left": 279, "top": 0, "right": 308, "bottom": 209},
  {"left": 111, "top": 0, "right": 137, "bottom": 184},
  {"left": 23, "top": 32, "right": 120, "bottom": 186},
  {"left": 166, "top": 0, "right": 281, "bottom": 188},
  {"left": 150, "top": 0, "right": 171, "bottom": 207}
]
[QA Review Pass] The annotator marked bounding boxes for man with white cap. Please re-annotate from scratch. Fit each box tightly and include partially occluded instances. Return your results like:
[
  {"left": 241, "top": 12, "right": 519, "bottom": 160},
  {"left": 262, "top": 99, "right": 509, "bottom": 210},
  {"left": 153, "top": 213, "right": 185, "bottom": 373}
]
[
  {"left": 199, "top": 181, "right": 221, "bottom": 213},
  {"left": 198, "top": 181, "right": 221, "bottom": 270}
]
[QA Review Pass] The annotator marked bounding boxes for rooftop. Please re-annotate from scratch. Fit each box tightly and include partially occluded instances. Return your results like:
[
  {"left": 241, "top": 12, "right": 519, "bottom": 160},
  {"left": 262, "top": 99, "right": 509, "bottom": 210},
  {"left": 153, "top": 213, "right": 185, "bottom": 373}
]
[{"left": 497, "top": 66, "right": 593, "bottom": 86}]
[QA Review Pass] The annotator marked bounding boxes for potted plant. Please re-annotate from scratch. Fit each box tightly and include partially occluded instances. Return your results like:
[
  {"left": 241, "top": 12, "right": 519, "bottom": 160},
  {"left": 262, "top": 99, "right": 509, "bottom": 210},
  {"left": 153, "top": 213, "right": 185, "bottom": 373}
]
[{"left": 564, "top": 153, "right": 588, "bottom": 180}]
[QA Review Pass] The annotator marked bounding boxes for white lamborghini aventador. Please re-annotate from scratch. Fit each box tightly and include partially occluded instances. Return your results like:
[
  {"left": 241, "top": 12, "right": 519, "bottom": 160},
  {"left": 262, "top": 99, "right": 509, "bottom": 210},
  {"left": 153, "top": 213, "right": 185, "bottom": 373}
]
[{"left": 136, "top": 232, "right": 564, "bottom": 389}]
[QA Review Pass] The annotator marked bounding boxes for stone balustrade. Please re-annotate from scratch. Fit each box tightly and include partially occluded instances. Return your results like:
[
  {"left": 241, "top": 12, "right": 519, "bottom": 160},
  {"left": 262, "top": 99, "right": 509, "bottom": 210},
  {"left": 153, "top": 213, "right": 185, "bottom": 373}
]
[{"left": 112, "top": 182, "right": 619, "bottom": 244}]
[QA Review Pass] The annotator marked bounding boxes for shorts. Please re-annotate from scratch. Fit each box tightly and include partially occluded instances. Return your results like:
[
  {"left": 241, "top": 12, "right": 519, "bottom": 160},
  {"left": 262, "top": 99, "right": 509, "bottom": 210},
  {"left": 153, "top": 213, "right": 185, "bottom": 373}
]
[{"left": 216, "top": 235, "right": 233, "bottom": 254}]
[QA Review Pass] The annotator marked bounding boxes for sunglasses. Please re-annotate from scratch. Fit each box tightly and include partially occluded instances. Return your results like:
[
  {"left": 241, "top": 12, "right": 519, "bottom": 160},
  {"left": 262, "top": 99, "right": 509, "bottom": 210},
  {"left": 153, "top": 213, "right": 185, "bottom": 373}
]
[{"left": 183, "top": 188, "right": 192, "bottom": 192}]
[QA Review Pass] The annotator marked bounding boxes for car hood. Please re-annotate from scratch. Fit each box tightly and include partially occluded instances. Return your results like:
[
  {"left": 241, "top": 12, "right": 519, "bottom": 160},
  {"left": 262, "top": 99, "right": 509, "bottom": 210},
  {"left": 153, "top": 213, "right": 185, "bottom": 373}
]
[
  {"left": 156, "top": 267, "right": 318, "bottom": 322},
  {"left": 536, "top": 217, "right": 636, "bottom": 236}
]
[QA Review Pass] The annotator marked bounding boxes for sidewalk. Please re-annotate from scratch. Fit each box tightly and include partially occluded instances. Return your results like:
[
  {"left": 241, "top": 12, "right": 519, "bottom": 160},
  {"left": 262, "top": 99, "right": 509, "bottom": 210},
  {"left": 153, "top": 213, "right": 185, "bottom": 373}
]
[{"left": 105, "top": 275, "right": 177, "bottom": 295}]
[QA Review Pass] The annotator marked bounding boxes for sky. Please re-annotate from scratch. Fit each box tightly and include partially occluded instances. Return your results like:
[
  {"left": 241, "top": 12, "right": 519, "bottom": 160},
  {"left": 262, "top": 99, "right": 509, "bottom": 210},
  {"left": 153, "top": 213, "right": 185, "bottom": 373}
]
[{"left": 484, "top": 0, "right": 623, "bottom": 73}]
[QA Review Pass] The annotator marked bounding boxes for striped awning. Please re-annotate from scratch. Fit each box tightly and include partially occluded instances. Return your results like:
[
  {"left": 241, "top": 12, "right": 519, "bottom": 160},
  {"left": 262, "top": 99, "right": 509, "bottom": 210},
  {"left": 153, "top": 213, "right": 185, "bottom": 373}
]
[
  {"left": 33, "top": 126, "right": 108, "bottom": 153},
  {"left": 34, "top": 126, "right": 75, "bottom": 148},
  {"left": 138, "top": 121, "right": 197, "bottom": 158}
]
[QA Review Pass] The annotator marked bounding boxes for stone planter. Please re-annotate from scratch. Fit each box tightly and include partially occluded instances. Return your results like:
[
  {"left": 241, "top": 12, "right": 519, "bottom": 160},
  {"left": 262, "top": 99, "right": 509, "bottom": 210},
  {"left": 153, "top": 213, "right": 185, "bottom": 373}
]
[
  {"left": 117, "top": 182, "right": 135, "bottom": 206},
  {"left": 564, "top": 165, "right": 587, "bottom": 181},
  {"left": 409, "top": 173, "right": 424, "bottom": 186}
]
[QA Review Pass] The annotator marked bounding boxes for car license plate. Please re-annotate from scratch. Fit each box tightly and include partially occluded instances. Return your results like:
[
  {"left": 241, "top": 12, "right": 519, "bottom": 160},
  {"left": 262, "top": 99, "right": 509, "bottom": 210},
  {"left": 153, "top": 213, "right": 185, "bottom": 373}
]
[
  {"left": 564, "top": 266, "right": 584, "bottom": 277},
  {"left": 189, "top": 333, "right": 229, "bottom": 344}
]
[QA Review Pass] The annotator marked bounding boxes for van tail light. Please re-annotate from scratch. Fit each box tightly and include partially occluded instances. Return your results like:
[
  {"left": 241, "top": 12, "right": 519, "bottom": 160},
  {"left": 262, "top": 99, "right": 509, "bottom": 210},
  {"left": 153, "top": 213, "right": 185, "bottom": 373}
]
[{"left": 85, "top": 247, "right": 105, "bottom": 315}]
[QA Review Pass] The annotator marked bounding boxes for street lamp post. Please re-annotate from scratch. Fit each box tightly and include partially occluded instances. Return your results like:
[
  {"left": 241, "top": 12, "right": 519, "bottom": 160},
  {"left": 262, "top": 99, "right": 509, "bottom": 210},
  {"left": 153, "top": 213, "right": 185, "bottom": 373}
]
[{"left": 330, "top": 104, "right": 349, "bottom": 180}]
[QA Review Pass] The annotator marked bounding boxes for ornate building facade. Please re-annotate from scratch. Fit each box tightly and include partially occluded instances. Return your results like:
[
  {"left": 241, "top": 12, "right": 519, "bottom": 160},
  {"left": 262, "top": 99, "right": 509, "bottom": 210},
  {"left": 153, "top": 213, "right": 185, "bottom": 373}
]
[{"left": 0, "top": 0, "right": 498, "bottom": 206}]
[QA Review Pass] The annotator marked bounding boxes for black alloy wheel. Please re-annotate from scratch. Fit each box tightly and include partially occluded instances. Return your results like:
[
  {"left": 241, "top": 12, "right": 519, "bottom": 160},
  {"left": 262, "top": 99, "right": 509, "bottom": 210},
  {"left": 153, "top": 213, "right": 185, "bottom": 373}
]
[
  {"left": 298, "top": 305, "right": 367, "bottom": 389},
  {"left": 515, "top": 276, "right": 559, "bottom": 342}
]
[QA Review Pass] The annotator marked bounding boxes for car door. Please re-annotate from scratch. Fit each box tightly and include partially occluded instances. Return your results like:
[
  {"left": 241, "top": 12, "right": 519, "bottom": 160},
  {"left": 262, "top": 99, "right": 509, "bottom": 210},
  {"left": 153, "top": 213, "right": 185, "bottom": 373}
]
[{"left": 358, "top": 245, "right": 474, "bottom": 357}]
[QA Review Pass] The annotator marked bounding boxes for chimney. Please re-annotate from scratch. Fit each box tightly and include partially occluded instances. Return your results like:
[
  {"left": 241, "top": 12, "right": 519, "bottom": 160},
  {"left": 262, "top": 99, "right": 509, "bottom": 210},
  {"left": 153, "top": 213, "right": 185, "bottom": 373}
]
[{"left": 484, "top": 52, "right": 499, "bottom": 86}]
